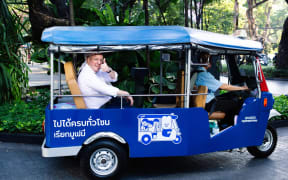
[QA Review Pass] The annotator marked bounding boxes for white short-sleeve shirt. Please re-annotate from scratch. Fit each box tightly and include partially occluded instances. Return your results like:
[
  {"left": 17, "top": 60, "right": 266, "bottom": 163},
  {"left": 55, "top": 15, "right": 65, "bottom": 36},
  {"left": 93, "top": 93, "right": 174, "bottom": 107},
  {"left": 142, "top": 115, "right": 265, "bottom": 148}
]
[{"left": 78, "top": 63, "right": 119, "bottom": 109}]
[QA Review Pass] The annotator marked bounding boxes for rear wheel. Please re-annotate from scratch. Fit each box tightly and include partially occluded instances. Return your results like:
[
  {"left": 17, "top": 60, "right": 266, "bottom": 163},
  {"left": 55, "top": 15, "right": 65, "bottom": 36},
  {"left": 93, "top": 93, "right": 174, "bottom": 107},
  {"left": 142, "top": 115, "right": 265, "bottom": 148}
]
[
  {"left": 80, "top": 140, "right": 127, "bottom": 179},
  {"left": 247, "top": 125, "right": 277, "bottom": 158}
]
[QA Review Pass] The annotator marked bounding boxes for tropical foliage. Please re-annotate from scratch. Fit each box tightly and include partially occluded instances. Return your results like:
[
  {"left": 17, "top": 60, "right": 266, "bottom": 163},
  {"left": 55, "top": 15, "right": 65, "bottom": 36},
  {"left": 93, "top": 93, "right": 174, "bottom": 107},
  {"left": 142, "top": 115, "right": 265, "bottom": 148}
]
[
  {"left": 0, "top": 88, "right": 49, "bottom": 133},
  {"left": 0, "top": 0, "right": 29, "bottom": 103},
  {"left": 273, "top": 95, "right": 288, "bottom": 118}
]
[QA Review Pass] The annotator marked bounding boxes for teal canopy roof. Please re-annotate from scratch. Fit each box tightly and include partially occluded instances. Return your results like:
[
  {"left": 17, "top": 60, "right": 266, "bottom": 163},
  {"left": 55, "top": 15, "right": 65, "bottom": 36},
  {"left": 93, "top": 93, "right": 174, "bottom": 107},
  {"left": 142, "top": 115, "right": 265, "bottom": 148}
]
[{"left": 41, "top": 26, "right": 262, "bottom": 52}]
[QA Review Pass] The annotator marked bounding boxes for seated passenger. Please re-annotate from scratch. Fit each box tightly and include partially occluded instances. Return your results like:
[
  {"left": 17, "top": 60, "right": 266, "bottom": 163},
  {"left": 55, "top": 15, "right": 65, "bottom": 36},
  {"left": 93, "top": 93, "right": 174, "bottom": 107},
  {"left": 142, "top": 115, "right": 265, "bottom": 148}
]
[
  {"left": 195, "top": 52, "right": 248, "bottom": 126},
  {"left": 78, "top": 53, "right": 133, "bottom": 109}
]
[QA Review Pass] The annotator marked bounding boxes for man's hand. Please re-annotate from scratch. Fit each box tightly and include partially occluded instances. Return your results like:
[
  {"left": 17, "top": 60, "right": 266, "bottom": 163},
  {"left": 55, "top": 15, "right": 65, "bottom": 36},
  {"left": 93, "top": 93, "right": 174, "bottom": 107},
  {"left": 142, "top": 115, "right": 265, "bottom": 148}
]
[
  {"left": 125, "top": 96, "right": 134, "bottom": 106},
  {"left": 117, "top": 90, "right": 134, "bottom": 106},
  {"left": 242, "top": 85, "right": 249, "bottom": 90},
  {"left": 100, "top": 58, "right": 112, "bottom": 73}
]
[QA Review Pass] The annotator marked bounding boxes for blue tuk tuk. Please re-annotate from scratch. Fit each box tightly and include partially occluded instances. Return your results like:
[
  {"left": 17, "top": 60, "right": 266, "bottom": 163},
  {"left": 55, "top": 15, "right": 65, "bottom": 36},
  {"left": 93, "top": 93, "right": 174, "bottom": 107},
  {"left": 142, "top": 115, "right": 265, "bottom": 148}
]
[{"left": 41, "top": 26, "right": 277, "bottom": 179}]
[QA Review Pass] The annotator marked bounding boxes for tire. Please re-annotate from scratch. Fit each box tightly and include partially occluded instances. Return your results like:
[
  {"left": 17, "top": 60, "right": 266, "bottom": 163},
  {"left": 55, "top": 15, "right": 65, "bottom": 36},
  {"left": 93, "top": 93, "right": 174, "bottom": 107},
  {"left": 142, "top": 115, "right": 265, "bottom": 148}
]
[
  {"left": 80, "top": 140, "right": 127, "bottom": 179},
  {"left": 247, "top": 125, "right": 277, "bottom": 158}
]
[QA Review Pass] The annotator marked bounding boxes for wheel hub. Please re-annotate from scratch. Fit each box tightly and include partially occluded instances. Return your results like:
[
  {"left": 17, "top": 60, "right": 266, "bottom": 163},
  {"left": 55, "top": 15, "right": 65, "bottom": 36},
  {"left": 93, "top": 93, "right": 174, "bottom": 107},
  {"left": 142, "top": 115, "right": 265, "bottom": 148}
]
[
  {"left": 90, "top": 148, "right": 118, "bottom": 176},
  {"left": 258, "top": 129, "right": 273, "bottom": 151}
]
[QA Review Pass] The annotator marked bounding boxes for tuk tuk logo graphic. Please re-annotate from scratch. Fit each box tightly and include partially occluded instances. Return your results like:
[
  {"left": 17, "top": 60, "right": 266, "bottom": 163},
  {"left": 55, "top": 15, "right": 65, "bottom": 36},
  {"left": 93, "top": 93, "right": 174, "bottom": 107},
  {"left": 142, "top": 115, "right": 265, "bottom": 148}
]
[{"left": 137, "top": 113, "right": 182, "bottom": 145}]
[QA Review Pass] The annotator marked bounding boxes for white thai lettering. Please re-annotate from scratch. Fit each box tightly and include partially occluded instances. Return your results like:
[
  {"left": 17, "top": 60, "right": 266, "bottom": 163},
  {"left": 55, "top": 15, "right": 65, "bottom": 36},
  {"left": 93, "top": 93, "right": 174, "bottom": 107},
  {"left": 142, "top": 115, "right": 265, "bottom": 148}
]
[
  {"left": 53, "top": 129, "right": 86, "bottom": 140},
  {"left": 52, "top": 116, "right": 111, "bottom": 129}
]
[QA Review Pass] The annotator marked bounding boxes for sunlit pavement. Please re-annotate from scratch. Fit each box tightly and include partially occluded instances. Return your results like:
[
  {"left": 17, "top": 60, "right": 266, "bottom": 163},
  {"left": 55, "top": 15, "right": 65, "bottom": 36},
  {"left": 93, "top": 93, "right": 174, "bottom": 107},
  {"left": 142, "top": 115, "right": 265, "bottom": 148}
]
[
  {"left": 0, "top": 127, "right": 287, "bottom": 180},
  {"left": 28, "top": 62, "right": 66, "bottom": 88}
]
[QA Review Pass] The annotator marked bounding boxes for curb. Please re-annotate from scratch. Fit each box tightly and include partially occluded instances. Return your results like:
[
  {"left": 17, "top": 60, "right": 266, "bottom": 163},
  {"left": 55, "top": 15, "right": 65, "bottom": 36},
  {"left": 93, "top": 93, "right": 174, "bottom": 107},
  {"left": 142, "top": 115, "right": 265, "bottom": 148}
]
[
  {"left": 266, "top": 78, "right": 288, "bottom": 81},
  {"left": 0, "top": 132, "right": 44, "bottom": 145},
  {"left": 270, "top": 119, "right": 288, "bottom": 129}
]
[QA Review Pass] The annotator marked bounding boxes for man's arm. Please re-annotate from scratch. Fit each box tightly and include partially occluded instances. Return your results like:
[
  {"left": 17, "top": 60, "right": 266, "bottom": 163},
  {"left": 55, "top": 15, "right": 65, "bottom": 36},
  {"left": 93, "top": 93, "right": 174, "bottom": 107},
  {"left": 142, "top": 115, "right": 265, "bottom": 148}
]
[{"left": 220, "top": 83, "right": 248, "bottom": 91}]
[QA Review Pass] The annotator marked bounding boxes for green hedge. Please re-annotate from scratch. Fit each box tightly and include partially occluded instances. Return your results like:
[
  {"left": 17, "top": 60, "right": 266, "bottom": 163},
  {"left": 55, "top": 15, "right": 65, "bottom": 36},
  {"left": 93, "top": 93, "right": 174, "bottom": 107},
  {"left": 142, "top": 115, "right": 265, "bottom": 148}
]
[
  {"left": 0, "top": 89, "right": 49, "bottom": 134},
  {"left": 272, "top": 95, "right": 288, "bottom": 120}
]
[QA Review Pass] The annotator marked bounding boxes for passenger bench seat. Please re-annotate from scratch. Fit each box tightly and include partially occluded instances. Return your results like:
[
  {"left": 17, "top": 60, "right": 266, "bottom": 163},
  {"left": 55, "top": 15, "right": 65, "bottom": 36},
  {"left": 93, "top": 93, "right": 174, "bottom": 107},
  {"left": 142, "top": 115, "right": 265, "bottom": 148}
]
[{"left": 64, "top": 61, "right": 87, "bottom": 109}]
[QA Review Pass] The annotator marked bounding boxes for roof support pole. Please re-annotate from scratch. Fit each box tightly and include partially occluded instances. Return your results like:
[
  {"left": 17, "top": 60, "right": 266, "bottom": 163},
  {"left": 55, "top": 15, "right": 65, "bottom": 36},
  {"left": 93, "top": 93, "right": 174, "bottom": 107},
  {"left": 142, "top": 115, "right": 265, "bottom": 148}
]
[
  {"left": 184, "top": 48, "right": 191, "bottom": 108},
  {"left": 58, "top": 55, "right": 62, "bottom": 95},
  {"left": 50, "top": 52, "right": 54, "bottom": 110},
  {"left": 160, "top": 51, "right": 163, "bottom": 94}
]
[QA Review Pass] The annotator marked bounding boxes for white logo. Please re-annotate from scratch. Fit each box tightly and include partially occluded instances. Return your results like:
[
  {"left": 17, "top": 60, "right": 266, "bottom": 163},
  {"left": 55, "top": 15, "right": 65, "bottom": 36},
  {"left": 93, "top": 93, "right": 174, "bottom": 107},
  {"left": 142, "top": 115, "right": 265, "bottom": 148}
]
[
  {"left": 241, "top": 116, "right": 258, "bottom": 123},
  {"left": 137, "top": 113, "right": 182, "bottom": 145}
]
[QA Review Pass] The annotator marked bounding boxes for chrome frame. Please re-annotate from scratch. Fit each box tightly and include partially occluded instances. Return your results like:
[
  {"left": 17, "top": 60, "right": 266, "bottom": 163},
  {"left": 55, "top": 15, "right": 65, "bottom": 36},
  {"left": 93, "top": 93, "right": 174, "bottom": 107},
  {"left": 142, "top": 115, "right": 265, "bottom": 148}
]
[
  {"left": 253, "top": 58, "right": 262, "bottom": 98},
  {"left": 49, "top": 43, "right": 261, "bottom": 110},
  {"left": 58, "top": 55, "right": 62, "bottom": 95},
  {"left": 50, "top": 52, "right": 54, "bottom": 110},
  {"left": 185, "top": 49, "right": 191, "bottom": 108}
]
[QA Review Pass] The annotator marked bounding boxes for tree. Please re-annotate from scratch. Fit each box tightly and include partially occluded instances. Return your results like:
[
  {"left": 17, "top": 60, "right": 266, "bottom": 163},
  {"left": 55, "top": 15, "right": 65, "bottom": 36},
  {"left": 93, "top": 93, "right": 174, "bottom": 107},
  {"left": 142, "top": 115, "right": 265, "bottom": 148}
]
[
  {"left": 27, "top": 0, "right": 69, "bottom": 42},
  {"left": 246, "top": 0, "right": 268, "bottom": 40},
  {"left": 184, "top": 0, "right": 189, "bottom": 27},
  {"left": 260, "top": 0, "right": 274, "bottom": 51},
  {"left": 234, "top": 0, "right": 239, "bottom": 30},
  {"left": 277, "top": 0, "right": 288, "bottom": 69},
  {"left": 203, "top": 0, "right": 234, "bottom": 34},
  {"left": 0, "top": 0, "right": 29, "bottom": 102},
  {"left": 143, "top": 0, "right": 149, "bottom": 25},
  {"left": 193, "top": 0, "right": 206, "bottom": 29},
  {"left": 69, "top": 0, "right": 75, "bottom": 25}
]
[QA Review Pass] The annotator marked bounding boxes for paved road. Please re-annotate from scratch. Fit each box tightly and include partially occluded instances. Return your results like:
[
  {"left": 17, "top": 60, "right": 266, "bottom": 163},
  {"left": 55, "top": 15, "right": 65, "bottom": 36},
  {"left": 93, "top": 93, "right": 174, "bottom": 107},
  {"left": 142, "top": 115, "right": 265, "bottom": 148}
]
[{"left": 0, "top": 127, "right": 287, "bottom": 180}]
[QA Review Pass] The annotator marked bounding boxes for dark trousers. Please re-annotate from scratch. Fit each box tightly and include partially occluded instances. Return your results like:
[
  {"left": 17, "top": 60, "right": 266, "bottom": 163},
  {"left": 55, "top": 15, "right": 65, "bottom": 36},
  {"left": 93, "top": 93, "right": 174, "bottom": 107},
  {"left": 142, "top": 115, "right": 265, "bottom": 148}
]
[
  {"left": 205, "top": 98, "right": 242, "bottom": 127},
  {"left": 102, "top": 97, "right": 132, "bottom": 109}
]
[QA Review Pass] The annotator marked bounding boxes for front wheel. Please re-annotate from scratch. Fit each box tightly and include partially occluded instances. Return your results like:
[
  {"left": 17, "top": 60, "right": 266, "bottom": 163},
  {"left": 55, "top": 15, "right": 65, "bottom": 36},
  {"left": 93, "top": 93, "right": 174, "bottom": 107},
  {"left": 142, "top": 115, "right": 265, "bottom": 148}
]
[
  {"left": 80, "top": 140, "right": 127, "bottom": 179},
  {"left": 247, "top": 125, "right": 277, "bottom": 158}
]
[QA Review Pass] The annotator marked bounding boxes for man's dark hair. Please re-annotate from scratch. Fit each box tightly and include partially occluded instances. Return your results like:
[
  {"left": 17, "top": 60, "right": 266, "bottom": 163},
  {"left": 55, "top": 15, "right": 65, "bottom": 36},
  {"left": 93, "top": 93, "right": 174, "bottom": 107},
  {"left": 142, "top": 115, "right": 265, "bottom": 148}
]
[{"left": 199, "top": 52, "right": 211, "bottom": 64}]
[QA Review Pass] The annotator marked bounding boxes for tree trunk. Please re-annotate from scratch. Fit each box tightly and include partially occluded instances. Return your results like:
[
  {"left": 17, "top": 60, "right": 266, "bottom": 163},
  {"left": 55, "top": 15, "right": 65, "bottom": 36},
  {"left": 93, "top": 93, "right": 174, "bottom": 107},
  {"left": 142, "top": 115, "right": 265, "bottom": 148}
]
[
  {"left": 69, "top": 0, "right": 75, "bottom": 26},
  {"left": 234, "top": 0, "right": 239, "bottom": 30},
  {"left": 193, "top": 0, "right": 205, "bottom": 29},
  {"left": 193, "top": 0, "right": 198, "bottom": 28},
  {"left": 184, "top": 0, "right": 188, "bottom": 27},
  {"left": 246, "top": 0, "right": 257, "bottom": 40},
  {"left": 277, "top": 17, "right": 288, "bottom": 69},
  {"left": 190, "top": 0, "right": 193, "bottom": 28},
  {"left": 27, "top": 0, "right": 69, "bottom": 42},
  {"left": 155, "top": 0, "right": 167, "bottom": 25},
  {"left": 261, "top": 1, "right": 273, "bottom": 51},
  {"left": 143, "top": 0, "right": 150, "bottom": 70},
  {"left": 143, "top": 0, "right": 149, "bottom": 25},
  {"left": 200, "top": 1, "right": 204, "bottom": 30},
  {"left": 246, "top": 0, "right": 268, "bottom": 40}
]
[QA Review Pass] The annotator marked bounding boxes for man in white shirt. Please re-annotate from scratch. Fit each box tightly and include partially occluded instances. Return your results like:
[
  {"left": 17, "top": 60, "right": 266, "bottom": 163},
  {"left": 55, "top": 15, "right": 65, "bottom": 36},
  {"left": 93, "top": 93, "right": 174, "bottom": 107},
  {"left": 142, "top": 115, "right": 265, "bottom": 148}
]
[{"left": 78, "top": 53, "right": 134, "bottom": 109}]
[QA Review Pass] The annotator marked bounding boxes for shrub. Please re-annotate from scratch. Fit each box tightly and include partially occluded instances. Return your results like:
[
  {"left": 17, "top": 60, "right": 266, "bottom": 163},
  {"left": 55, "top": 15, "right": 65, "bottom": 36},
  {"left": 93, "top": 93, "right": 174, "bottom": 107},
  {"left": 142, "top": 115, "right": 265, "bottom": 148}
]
[
  {"left": 273, "top": 95, "right": 288, "bottom": 118},
  {"left": 0, "top": 89, "right": 49, "bottom": 134}
]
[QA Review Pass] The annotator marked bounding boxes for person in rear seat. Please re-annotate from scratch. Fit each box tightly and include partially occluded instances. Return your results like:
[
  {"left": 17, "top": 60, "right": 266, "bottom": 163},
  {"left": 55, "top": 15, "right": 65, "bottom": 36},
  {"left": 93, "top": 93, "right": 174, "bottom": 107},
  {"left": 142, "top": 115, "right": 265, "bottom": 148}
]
[{"left": 78, "top": 53, "right": 134, "bottom": 109}]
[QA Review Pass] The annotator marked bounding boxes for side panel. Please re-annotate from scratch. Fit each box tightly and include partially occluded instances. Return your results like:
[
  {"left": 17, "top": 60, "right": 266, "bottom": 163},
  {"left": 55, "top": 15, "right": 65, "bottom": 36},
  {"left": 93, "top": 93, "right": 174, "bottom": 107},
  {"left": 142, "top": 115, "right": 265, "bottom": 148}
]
[
  {"left": 44, "top": 92, "right": 272, "bottom": 158},
  {"left": 45, "top": 107, "right": 211, "bottom": 157},
  {"left": 206, "top": 92, "right": 273, "bottom": 152}
]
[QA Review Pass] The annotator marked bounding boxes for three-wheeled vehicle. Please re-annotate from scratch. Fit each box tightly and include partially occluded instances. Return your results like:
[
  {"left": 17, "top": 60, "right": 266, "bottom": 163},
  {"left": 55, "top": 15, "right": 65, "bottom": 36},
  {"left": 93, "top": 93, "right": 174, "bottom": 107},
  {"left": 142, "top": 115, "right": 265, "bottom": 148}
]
[{"left": 41, "top": 26, "right": 277, "bottom": 179}]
